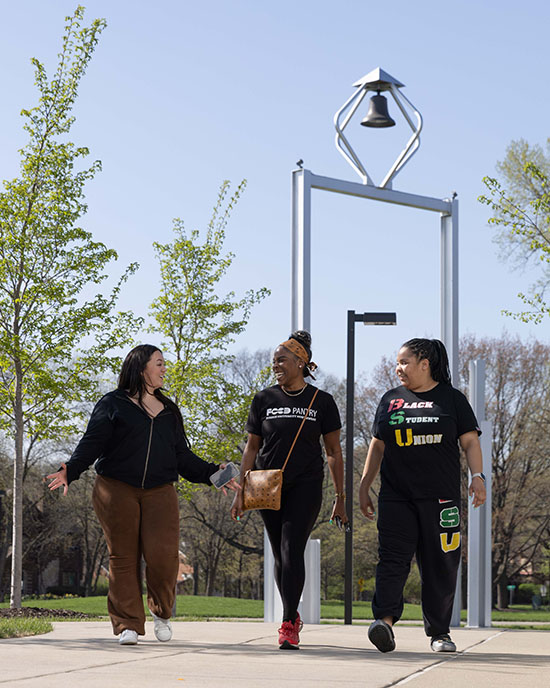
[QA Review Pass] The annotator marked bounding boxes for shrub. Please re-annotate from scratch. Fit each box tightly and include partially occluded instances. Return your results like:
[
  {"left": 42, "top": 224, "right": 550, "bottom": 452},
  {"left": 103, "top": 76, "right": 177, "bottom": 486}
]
[
  {"left": 45, "top": 586, "right": 80, "bottom": 597},
  {"left": 517, "top": 583, "right": 540, "bottom": 604}
]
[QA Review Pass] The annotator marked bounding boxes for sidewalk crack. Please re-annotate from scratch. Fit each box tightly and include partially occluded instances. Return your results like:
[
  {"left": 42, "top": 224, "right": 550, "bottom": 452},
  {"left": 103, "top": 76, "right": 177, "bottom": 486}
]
[{"left": 386, "top": 630, "right": 507, "bottom": 687}]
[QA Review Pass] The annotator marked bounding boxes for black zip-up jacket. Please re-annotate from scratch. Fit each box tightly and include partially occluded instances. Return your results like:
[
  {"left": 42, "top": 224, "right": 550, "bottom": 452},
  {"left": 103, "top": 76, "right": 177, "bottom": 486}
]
[{"left": 64, "top": 390, "right": 218, "bottom": 489}]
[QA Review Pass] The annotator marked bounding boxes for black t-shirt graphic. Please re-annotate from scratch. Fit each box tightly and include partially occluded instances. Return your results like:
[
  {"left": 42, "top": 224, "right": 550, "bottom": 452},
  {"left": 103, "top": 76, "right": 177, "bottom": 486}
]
[
  {"left": 372, "top": 383, "right": 480, "bottom": 501},
  {"left": 246, "top": 384, "right": 341, "bottom": 485}
]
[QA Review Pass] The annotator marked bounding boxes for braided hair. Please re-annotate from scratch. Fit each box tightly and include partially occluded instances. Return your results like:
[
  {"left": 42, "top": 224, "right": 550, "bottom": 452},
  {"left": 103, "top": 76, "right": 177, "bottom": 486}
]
[{"left": 401, "top": 338, "right": 451, "bottom": 385}]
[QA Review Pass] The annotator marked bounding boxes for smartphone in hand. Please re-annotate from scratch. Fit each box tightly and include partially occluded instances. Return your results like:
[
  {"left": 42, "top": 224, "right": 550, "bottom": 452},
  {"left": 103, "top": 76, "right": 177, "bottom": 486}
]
[
  {"left": 209, "top": 462, "right": 240, "bottom": 489},
  {"left": 334, "top": 515, "right": 352, "bottom": 533}
]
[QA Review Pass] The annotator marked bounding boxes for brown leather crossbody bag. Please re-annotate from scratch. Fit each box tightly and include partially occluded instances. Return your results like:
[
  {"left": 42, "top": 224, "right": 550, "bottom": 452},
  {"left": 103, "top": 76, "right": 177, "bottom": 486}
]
[{"left": 242, "top": 388, "right": 319, "bottom": 512}]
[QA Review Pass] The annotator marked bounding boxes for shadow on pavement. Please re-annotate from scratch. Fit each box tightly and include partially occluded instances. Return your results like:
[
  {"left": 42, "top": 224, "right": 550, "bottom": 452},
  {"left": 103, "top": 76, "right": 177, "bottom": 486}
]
[{"left": 6, "top": 634, "right": 548, "bottom": 670}]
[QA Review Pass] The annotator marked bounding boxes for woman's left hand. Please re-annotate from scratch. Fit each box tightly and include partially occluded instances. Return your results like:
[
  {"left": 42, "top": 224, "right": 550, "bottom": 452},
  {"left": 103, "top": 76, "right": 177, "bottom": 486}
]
[
  {"left": 230, "top": 490, "right": 244, "bottom": 521},
  {"left": 330, "top": 496, "right": 348, "bottom": 524},
  {"left": 469, "top": 476, "right": 486, "bottom": 508},
  {"left": 460, "top": 432, "right": 486, "bottom": 508}
]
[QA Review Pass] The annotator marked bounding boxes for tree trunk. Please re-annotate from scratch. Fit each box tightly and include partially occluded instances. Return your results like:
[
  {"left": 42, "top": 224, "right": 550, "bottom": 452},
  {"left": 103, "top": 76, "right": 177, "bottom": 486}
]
[
  {"left": 237, "top": 552, "right": 243, "bottom": 599},
  {"left": 193, "top": 563, "right": 199, "bottom": 595},
  {"left": 497, "top": 576, "right": 509, "bottom": 609},
  {"left": 206, "top": 566, "right": 214, "bottom": 596},
  {"left": 83, "top": 562, "right": 92, "bottom": 597},
  {"left": 0, "top": 540, "right": 9, "bottom": 602},
  {"left": 10, "top": 362, "right": 24, "bottom": 608},
  {"left": 206, "top": 548, "right": 221, "bottom": 596},
  {"left": 0, "top": 494, "right": 10, "bottom": 602}
]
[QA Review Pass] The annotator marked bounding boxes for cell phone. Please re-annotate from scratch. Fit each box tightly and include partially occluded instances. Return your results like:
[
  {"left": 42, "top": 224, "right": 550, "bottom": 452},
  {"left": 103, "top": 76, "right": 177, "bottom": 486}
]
[
  {"left": 334, "top": 515, "right": 352, "bottom": 533},
  {"left": 209, "top": 462, "right": 240, "bottom": 489}
]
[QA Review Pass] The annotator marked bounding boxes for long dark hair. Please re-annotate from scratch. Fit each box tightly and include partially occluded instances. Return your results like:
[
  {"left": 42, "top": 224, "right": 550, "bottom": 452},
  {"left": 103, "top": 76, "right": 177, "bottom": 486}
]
[
  {"left": 401, "top": 338, "right": 451, "bottom": 385},
  {"left": 118, "top": 344, "right": 186, "bottom": 433}
]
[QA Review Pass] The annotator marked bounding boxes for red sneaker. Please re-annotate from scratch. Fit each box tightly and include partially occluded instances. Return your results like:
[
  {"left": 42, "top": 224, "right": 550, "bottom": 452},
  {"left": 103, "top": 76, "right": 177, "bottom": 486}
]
[
  {"left": 294, "top": 612, "right": 303, "bottom": 637},
  {"left": 278, "top": 619, "right": 299, "bottom": 650}
]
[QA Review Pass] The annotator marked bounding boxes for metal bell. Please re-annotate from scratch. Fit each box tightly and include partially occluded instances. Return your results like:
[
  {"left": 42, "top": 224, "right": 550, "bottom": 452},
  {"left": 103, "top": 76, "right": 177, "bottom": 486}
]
[{"left": 360, "top": 92, "right": 395, "bottom": 128}]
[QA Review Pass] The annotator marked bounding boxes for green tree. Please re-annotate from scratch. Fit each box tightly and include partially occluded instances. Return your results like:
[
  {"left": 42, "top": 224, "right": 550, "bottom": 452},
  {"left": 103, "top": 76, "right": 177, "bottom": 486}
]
[
  {"left": 0, "top": 7, "right": 140, "bottom": 607},
  {"left": 479, "top": 138, "right": 550, "bottom": 323},
  {"left": 459, "top": 334, "right": 550, "bottom": 607},
  {"left": 149, "top": 180, "right": 269, "bottom": 465},
  {"left": 148, "top": 184, "right": 270, "bottom": 594}
]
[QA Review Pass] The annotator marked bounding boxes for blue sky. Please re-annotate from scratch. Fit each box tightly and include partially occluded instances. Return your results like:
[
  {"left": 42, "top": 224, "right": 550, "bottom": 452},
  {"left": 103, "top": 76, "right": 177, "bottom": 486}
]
[{"left": 1, "top": 0, "right": 549, "bottom": 379}]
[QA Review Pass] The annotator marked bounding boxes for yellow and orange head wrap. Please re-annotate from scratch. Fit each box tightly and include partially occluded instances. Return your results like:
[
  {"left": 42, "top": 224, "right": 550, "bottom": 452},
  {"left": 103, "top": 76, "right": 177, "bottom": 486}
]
[{"left": 280, "top": 338, "right": 318, "bottom": 378}]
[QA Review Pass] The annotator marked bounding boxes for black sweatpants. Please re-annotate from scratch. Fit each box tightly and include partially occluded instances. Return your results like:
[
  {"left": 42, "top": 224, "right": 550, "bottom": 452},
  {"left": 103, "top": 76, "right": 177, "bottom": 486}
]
[
  {"left": 372, "top": 498, "right": 461, "bottom": 637},
  {"left": 261, "top": 478, "right": 323, "bottom": 622}
]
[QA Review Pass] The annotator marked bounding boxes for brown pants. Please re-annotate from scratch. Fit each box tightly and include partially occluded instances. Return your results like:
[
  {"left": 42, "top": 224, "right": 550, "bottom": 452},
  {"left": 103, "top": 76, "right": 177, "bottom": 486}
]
[{"left": 92, "top": 475, "right": 179, "bottom": 635}]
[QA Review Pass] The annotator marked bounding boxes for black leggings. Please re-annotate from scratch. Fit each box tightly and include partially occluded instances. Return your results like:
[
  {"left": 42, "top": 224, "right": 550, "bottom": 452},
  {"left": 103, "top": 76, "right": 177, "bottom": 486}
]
[{"left": 261, "top": 478, "right": 323, "bottom": 622}]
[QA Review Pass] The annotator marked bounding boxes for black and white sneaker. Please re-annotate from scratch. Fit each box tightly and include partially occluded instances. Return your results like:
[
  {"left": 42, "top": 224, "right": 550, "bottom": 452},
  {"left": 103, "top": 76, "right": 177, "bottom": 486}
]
[
  {"left": 430, "top": 634, "right": 456, "bottom": 652},
  {"left": 368, "top": 619, "right": 396, "bottom": 653}
]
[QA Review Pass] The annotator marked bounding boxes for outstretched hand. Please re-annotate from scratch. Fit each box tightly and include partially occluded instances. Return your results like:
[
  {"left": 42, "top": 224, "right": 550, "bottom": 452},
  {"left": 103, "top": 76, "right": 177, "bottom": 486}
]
[
  {"left": 217, "top": 462, "right": 241, "bottom": 496},
  {"left": 46, "top": 463, "right": 69, "bottom": 496}
]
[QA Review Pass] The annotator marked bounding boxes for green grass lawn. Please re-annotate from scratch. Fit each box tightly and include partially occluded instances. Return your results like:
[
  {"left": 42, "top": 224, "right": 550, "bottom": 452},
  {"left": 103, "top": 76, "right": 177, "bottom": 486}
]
[
  {"left": 321, "top": 600, "right": 423, "bottom": 620},
  {"left": 0, "top": 595, "right": 263, "bottom": 619},
  {"left": 0, "top": 618, "right": 53, "bottom": 639},
  {"left": 490, "top": 605, "right": 550, "bottom": 622},
  {"left": 2, "top": 596, "right": 549, "bottom": 622},
  {"left": 0, "top": 596, "right": 108, "bottom": 617}
]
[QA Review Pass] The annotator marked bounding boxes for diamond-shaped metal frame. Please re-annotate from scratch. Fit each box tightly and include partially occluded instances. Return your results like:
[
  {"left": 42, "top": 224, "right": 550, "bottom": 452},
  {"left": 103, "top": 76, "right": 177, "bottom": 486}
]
[{"left": 334, "top": 67, "right": 423, "bottom": 188}]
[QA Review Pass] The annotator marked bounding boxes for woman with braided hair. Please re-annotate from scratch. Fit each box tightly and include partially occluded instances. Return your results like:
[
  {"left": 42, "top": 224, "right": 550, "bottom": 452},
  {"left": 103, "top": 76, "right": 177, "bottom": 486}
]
[
  {"left": 231, "top": 330, "right": 346, "bottom": 650},
  {"left": 359, "top": 338, "right": 486, "bottom": 654}
]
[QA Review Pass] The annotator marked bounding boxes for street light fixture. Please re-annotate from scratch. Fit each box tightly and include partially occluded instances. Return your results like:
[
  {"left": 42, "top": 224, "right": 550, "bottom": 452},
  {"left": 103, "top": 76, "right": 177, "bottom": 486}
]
[{"left": 344, "top": 311, "right": 397, "bottom": 625}]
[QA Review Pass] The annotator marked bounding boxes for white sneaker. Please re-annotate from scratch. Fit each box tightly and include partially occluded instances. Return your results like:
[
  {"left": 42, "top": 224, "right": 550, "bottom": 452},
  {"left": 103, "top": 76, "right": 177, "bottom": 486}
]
[
  {"left": 152, "top": 613, "right": 172, "bottom": 642},
  {"left": 119, "top": 629, "right": 138, "bottom": 645},
  {"left": 430, "top": 634, "right": 457, "bottom": 652}
]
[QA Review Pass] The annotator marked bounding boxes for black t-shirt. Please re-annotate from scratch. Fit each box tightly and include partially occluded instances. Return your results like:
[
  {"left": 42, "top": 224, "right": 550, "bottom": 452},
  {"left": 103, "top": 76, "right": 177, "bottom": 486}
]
[
  {"left": 246, "top": 384, "right": 341, "bottom": 484},
  {"left": 372, "top": 383, "right": 480, "bottom": 501}
]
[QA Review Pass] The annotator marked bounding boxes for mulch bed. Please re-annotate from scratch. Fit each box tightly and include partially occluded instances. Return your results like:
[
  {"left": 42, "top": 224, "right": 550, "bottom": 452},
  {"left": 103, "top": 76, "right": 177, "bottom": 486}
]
[{"left": 0, "top": 607, "right": 97, "bottom": 619}]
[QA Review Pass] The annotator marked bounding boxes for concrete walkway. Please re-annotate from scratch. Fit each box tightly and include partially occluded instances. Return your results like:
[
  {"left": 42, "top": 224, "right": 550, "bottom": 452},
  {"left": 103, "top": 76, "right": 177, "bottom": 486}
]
[{"left": 1, "top": 621, "right": 548, "bottom": 687}]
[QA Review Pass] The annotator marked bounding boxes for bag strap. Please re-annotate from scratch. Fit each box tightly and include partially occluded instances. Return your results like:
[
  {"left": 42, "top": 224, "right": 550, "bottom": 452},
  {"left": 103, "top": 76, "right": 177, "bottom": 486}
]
[{"left": 281, "top": 388, "right": 319, "bottom": 472}]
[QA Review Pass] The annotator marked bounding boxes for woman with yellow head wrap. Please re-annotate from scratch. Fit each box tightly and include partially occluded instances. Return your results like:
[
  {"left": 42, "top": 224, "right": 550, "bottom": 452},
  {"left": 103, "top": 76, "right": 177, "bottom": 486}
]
[{"left": 231, "top": 330, "right": 347, "bottom": 649}]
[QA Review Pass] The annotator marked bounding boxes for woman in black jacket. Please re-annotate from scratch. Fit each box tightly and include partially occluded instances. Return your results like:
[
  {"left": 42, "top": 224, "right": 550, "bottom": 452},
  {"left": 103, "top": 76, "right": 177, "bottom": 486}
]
[{"left": 47, "top": 344, "right": 237, "bottom": 646}]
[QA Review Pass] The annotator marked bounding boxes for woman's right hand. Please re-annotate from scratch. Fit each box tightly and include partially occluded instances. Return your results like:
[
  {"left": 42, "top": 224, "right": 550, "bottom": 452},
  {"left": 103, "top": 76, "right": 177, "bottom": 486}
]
[
  {"left": 46, "top": 463, "right": 69, "bottom": 496},
  {"left": 359, "top": 438, "right": 383, "bottom": 521},
  {"left": 230, "top": 489, "right": 244, "bottom": 521},
  {"left": 359, "top": 482, "right": 376, "bottom": 521}
]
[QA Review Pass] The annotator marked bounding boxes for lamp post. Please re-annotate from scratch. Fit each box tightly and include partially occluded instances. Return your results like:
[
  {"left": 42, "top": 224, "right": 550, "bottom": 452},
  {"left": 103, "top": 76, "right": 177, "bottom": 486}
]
[{"left": 345, "top": 311, "right": 396, "bottom": 625}]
